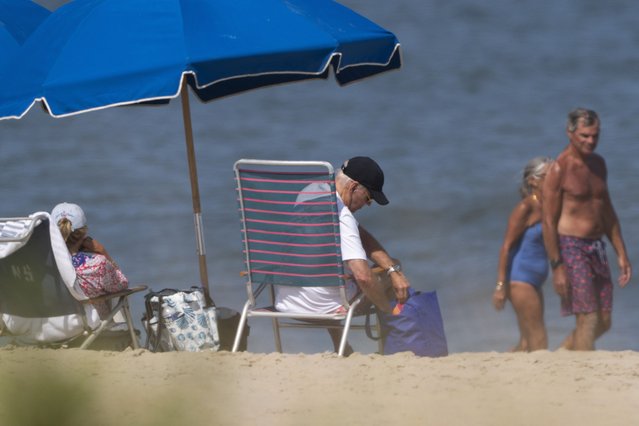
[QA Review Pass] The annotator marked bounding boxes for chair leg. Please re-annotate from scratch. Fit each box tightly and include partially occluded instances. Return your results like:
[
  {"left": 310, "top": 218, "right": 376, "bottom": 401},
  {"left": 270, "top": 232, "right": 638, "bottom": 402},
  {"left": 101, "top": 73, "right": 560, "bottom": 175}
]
[
  {"left": 339, "top": 310, "right": 357, "bottom": 357},
  {"left": 80, "top": 296, "right": 139, "bottom": 350},
  {"left": 79, "top": 303, "right": 118, "bottom": 349},
  {"left": 272, "top": 318, "right": 283, "bottom": 353},
  {"left": 337, "top": 297, "right": 364, "bottom": 357},
  {"left": 120, "top": 298, "right": 140, "bottom": 349},
  {"left": 232, "top": 301, "right": 251, "bottom": 352},
  {"left": 79, "top": 318, "right": 109, "bottom": 349}
]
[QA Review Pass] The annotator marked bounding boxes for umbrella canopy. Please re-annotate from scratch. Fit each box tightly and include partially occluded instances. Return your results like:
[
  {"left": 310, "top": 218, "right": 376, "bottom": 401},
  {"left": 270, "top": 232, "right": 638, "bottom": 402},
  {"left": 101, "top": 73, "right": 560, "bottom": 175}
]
[
  {"left": 0, "top": 0, "right": 400, "bottom": 118},
  {"left": 0, "top": 0, "right": 401, "bottom": 304},
  {"left": 0, "top": 0, "right": 50, "bottom": 68}
]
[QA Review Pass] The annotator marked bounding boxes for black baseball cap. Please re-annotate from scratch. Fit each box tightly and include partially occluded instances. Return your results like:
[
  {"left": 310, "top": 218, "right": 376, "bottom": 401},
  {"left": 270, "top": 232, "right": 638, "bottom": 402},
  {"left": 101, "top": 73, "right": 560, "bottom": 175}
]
[{"left": 341, "top": 156, "right": 389, "bottom": 205}]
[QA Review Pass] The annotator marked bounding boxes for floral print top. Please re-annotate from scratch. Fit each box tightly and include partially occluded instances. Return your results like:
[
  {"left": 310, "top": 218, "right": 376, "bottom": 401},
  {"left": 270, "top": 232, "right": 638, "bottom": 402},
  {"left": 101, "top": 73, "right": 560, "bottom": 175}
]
[{"left": 72, "top": 251, "right": 129, "bottom": 299}]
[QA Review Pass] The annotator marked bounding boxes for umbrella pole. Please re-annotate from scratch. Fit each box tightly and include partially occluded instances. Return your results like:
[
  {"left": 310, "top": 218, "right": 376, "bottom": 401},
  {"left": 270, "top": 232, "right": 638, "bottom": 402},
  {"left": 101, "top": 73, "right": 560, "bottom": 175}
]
[{"left": 180, "top": 80, "right": 214, "bottom": 307}]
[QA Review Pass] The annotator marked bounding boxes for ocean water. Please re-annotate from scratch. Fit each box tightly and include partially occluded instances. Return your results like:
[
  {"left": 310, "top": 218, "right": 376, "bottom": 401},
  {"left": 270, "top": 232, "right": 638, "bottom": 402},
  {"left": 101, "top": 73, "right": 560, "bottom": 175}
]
[{"left": 2, "top": 0, "right": 639, "bottom": 353}]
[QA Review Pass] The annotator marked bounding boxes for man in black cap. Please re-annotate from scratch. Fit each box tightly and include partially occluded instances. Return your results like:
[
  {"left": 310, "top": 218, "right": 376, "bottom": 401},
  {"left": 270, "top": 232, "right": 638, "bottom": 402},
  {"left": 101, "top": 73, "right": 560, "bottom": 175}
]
[
  {"left": 339, "top": 156, "right": 390, "bottom": 205},
  {"left": 337, "top": 156, "right": 409, "bottom": 308},
  {"left": 275, "top": 156, "right": 410, "bottom": 353}
]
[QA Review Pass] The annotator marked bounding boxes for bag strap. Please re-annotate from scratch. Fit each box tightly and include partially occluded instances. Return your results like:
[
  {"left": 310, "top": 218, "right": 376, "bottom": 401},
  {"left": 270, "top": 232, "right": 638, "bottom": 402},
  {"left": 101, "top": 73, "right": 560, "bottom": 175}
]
[{"left": 364, "top": 308, "right": 382, "bottom": 341}]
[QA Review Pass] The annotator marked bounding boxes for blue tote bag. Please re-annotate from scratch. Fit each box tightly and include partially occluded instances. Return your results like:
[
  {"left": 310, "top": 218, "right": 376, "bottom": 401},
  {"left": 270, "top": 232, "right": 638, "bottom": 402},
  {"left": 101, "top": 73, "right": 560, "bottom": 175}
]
[{"left": 377, "top": 289, "right": 448, "bottom": 357}]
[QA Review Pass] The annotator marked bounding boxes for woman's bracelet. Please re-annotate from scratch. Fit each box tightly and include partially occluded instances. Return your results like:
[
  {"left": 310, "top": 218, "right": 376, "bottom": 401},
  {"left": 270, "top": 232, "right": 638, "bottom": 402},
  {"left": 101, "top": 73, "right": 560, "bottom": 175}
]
[{"left": 495, "top": 281, "right": 506, "bottom": 290}]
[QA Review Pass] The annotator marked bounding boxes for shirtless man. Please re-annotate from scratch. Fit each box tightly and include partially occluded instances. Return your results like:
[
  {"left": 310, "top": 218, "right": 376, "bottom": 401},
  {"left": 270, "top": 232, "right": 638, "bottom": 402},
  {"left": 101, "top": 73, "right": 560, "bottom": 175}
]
[{"left": 542, "top": 108, "right": 632, "bottom": 350}]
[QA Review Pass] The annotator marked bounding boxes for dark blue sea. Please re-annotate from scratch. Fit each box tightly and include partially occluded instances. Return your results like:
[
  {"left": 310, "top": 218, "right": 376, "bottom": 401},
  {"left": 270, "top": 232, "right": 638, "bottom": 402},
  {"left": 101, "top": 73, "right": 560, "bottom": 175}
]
[{"left": 2, "top": 0, "right": 639, "bottom": 353}]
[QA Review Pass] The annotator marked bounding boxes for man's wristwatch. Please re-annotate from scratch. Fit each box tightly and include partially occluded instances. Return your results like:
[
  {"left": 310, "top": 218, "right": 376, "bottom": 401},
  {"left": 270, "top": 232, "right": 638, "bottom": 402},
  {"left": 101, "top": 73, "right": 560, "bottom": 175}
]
[
  {"left": 386, "top": 264, "right": 402, "bottom": 276},
  {"left": 550, "top": 258, "right": 564, "bottom": 269}
]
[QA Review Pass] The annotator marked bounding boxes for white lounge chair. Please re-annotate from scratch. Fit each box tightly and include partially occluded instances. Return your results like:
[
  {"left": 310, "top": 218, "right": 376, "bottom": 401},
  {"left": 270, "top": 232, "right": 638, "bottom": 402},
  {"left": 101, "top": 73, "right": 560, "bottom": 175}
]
[{"left": 0, "top": 212, "right": 146, "bottom": 349}]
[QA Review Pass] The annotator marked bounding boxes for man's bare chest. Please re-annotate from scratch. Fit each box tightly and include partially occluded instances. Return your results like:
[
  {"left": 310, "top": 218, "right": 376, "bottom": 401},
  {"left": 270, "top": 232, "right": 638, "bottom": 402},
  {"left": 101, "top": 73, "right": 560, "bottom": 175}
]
[{"left": 562, "top": 163, "right": 606, "bottom": 201}]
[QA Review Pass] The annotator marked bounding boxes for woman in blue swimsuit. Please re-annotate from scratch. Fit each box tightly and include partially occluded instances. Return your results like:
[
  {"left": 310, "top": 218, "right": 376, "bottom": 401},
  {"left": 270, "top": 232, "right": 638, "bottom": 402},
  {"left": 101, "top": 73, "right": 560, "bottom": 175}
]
[{"left": 494, "top": 157, "right": 553, "bottom": 351}]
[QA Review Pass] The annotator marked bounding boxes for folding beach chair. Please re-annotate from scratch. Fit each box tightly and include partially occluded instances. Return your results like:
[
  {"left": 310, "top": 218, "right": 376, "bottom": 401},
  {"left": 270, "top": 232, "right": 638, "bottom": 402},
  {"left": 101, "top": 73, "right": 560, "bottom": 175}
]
[
  {"left": 0, "top": 212, "right": 146, "bottom": 349},
  {"left": 232, "top": 159, "right": 382, "bottom": 356}
]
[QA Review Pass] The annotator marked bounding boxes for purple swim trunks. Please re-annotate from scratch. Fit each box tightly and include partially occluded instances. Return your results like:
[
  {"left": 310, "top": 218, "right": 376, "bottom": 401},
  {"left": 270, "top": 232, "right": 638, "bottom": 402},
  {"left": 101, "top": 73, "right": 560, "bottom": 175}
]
[{"left": 559, "top": 235, "right": 613, "bottom": 316}]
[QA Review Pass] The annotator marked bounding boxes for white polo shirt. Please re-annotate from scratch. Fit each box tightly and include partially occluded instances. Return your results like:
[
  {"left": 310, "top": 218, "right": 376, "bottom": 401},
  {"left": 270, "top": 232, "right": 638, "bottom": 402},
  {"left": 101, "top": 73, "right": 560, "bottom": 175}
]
[{"left": 274, "top": 188, "right": 364, "bottom": 314}]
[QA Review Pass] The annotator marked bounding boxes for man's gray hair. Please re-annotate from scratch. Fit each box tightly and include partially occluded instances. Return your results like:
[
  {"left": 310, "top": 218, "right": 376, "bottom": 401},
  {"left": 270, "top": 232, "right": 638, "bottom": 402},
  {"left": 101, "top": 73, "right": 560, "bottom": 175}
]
[
  {"left": 567, "top": 108, "right": 599, "bottom": 132},
  {"left": 335, "top": 169, "right": 351, "bottom": 186}
]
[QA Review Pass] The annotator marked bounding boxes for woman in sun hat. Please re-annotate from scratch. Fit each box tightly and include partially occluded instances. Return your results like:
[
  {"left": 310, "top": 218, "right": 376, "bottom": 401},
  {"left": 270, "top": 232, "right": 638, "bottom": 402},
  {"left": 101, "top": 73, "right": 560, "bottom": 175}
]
[{"left": 52, "top": 202, "right": 129, "bottom": 318}]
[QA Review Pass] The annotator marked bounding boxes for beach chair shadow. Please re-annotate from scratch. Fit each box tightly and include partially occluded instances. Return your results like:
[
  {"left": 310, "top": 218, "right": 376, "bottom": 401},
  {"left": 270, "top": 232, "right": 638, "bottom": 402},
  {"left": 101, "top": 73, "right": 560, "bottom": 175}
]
[
  {"left": 232, "top": 159, "right": 382, "bottom": 356},
  {"left": 0, "top": 212, "right": 147, "bottom": 350}
]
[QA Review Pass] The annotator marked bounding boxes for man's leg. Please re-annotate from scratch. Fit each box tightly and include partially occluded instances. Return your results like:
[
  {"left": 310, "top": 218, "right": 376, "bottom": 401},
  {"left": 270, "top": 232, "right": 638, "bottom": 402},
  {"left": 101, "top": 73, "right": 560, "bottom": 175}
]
[
  {"left": 561, "top": 310, "right": 609, "bottom": 350},
  {"left": 595, "top": 310, "right": 612, "bottom": 340},
  {"left": 510, "top": 338, "right": 527, "bottom": 352},
  {"left": 564, "top": 237, "right": 615, "bottom": 351},
  {"left": 327, "top": 328, "right": 353, "bottom": 356},
  {"left": 559, "top": 330, "right": 575, "bottom": 350},
  {"left": 571, "top": 312, "right": 599, "bottom": 350}
]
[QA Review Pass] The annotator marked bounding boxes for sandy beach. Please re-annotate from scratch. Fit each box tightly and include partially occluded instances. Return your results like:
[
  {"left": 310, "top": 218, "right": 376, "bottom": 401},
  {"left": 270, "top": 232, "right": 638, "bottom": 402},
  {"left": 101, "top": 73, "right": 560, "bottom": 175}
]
[{"left": 1, "top": 347, "right": 637, "bottom": 426}]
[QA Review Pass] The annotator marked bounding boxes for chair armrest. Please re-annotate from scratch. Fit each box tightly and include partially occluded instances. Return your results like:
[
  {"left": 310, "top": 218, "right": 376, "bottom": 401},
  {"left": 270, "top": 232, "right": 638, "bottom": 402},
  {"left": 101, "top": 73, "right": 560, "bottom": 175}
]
[
  {"left": 83, "top": 285, "right": 148, "bottom": 304},
  {"left": 242, "top": 258, "right": 398, "bottom": 279}
]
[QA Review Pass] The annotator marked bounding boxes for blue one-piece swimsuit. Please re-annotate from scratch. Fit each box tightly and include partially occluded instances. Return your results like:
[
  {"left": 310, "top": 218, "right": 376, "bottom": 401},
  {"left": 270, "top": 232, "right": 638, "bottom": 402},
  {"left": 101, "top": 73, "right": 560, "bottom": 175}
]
[{"left": 508, "top": 222, "right": 549, "bottom": 289}]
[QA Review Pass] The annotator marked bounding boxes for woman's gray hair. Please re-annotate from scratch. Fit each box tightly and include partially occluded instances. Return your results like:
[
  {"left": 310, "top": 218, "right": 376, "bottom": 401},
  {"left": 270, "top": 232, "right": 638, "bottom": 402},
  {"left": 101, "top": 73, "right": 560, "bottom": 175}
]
[
  {"left": 519, "top": 156, "right": 553, "bottom": 198},
  {"left": 567, "top": 108, "right": 599, "bottom": 132}
]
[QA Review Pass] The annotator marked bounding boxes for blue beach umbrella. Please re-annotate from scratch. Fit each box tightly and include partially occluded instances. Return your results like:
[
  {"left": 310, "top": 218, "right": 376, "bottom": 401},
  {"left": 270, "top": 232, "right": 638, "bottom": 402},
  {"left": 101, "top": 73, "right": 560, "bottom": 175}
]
[
  {"left": 0, "top": 0, "right": 50, "bottom": 68},
  {"left": 0, "top": 0, "right": 401, "bottom": 303}
]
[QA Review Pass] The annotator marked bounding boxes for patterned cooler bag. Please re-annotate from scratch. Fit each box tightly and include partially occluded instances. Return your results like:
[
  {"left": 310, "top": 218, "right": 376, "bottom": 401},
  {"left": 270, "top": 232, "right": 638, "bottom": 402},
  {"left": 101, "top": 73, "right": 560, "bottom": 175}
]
[{"left": 143, "top": 287, "right": 220, "bottom": 352}]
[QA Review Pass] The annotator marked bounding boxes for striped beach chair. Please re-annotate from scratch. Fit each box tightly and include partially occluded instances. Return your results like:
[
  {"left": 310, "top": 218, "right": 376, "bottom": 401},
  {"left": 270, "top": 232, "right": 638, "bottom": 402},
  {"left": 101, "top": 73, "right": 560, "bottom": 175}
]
[{"left": 232, "top": 159, "right": 381, "bottom": 356}]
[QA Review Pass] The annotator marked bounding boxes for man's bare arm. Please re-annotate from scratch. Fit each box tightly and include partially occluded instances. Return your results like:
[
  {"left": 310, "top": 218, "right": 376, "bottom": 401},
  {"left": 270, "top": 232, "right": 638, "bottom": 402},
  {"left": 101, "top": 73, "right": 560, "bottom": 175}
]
[
  {"left": 542, "top": 161, "right": 563, "bottom": 261},
  {"left": 542, "top": 160, "right": 568, "bottom": 297},
  {"left": 346, "top": 258, "right": 392, "bottom": 313},
  {"left": 602, "top": 191, "right": 632, "bottom": 286},
  {"left": 358, "top": 225, "right": 409, "bottom": 303}
]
